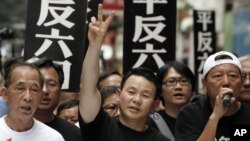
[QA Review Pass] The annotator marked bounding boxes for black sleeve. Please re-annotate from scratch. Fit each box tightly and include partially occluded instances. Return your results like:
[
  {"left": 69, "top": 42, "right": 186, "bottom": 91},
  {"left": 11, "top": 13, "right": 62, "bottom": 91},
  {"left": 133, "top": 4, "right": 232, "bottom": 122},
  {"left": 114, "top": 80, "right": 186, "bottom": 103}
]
[
  {"left": 175, "top": 104, "right": 205, "bottom": 141},
  {"left": 79, "top": 108, "right": 109, "bottom": 141}
]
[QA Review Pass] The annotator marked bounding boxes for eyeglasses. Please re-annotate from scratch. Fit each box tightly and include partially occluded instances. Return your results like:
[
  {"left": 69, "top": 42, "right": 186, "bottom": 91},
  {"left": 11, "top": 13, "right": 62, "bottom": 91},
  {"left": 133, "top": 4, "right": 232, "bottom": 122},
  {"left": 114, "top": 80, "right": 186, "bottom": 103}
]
[
  {"left": 103, "top": 102, "right": 119, "bottom": 117},
  {"left": 162, "top": 78, "right": 190, "bottom": 86}
]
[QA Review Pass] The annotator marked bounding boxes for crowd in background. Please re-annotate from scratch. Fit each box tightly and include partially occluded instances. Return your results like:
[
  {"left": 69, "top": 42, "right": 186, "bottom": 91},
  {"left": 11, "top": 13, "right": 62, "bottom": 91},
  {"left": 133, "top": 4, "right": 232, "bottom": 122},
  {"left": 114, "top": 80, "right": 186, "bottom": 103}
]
[{"left": 0, "top": 3, "right": 250, "bottom": 141}]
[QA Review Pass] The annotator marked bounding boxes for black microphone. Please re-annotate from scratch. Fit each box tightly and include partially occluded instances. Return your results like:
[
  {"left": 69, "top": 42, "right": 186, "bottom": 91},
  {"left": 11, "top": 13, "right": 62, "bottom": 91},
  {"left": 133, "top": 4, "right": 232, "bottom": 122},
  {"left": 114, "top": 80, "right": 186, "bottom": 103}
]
[{"left": 223, "top": 92, "right": 233, "bottom": 107}]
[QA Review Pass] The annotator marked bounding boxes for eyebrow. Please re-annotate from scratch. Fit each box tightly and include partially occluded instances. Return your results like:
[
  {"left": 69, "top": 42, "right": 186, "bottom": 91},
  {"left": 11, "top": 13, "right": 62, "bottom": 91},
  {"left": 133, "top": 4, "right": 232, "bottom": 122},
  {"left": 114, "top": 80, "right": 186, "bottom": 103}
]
[
  {"left": 15, "top": 80, "right": 41, "bottom": 88},
  {"left": 165, "top": 77, "right": 187, "bottom": 79},
  {"left": 45, "top": 78, "right": 58, "bottom": 83}
]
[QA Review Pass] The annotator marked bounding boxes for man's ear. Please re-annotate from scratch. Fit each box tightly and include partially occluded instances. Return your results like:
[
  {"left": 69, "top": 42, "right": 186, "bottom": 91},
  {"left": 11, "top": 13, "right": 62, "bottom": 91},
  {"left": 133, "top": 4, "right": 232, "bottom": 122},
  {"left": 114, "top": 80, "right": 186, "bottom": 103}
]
[
  {"left": 152, "top": 99, "right": 160, "bottom": 111},
  {"left": 116, "top": 88, "right": 121, "bottom": 97},
  {"left": 202, "top": 78, "right": 207, "bottom": 94},
  {"left": 1, "top": 87, "right": 8, "bottom": 103}
]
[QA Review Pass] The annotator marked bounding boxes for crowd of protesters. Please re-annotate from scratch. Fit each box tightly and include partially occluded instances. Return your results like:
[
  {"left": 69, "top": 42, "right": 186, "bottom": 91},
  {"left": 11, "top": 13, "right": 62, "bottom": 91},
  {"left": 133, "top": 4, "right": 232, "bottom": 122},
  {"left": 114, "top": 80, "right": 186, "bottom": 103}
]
[{"left": 0, "top": 4, "right": 250, "bottom": 141}]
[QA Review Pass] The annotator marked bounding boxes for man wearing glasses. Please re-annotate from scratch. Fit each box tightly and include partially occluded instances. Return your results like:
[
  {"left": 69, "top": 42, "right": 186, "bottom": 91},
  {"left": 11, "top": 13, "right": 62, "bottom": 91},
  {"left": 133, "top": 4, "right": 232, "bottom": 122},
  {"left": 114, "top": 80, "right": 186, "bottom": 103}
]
[
  {"left": 100, "top": 86, "right": 120, "bottom": 117},
  {"left": 148, "top": 61, "right": 195, "bottom": 141}
]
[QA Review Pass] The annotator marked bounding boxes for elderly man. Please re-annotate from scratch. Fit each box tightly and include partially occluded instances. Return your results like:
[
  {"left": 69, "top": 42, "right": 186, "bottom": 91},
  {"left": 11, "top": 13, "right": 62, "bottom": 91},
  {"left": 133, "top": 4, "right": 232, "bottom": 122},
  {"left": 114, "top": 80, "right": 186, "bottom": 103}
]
[
  {"left": 175, "top": 51, "right": 250, "bottom": 141},
  {"left": 0, "top": 62, "right": 64, "bottom": 140},
  {"left": 239, "top": 55, "right": 250, "bottom": 104},
  {"left": 0, "top": 56, "right": 24, "bottom": 118}
]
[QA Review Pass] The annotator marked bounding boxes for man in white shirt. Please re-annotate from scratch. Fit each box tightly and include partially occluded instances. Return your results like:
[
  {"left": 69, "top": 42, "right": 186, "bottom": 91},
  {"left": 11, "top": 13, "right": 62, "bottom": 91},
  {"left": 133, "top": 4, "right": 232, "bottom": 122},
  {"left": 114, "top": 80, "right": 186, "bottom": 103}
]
[{"left": 0, "top": 62, "right": 64, "bottom": 141}]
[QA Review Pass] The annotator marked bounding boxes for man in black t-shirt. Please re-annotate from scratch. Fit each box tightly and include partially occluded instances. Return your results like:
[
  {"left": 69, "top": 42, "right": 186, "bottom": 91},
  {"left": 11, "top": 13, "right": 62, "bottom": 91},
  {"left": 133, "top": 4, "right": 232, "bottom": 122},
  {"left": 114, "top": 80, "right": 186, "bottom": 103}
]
[
  {"left": 79, "top": 4, "right": 170, "bottom": 141},
  {"left": 148, "top": 61, "right": 195, "bottom": 140},
  {"left": 27, "top": 57, "right": 83, "bottom": 141}
]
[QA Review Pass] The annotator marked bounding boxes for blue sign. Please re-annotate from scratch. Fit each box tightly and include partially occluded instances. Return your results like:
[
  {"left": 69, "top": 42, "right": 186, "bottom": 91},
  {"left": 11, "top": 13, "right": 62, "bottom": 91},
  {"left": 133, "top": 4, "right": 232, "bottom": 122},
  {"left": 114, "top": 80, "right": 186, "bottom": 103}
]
[{"left": 233, "top": 10, "right": 250, "bottom": 56}]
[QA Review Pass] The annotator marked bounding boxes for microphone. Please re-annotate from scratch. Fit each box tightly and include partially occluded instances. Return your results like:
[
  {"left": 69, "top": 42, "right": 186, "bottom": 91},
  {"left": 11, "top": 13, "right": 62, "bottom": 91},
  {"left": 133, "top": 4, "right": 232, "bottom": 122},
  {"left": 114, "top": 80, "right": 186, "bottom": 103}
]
[{"left": 223, "top": 92, "right": 233, "bottom": 107}]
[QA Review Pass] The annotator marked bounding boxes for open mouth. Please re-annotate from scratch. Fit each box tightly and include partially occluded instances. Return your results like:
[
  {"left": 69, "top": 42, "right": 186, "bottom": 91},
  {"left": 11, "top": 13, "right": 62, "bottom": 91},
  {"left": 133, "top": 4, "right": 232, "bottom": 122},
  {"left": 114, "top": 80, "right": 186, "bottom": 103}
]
[
  {"left": 173, "top": 93, "right": 184, "bottom": 97},
  {"left": 20, "top": 106, "right": 32, "bottom": 113},
  {"left": 173, "top": 93, "right": 185, "bottom": 99},
  {"left": 40, "top": 98, "right": 50, "bottom": 105},
  {"left": 128, "top": 106, "right": 140, "bottom": 112}
]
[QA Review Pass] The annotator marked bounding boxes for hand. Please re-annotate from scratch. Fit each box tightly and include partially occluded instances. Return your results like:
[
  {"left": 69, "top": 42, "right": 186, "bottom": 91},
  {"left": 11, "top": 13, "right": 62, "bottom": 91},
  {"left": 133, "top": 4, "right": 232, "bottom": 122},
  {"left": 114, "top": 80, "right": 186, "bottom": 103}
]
[
  {"left": 88, "top": 4, "right": 115, "bottom": 48},
  {"left": 212, "top": 88, "right": 235, "bottom": 119}
]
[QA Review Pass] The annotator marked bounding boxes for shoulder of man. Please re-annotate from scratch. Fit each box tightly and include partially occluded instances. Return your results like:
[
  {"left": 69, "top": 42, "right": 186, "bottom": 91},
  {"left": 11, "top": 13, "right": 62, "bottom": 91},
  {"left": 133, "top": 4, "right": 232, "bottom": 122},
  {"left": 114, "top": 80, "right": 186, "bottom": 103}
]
[
  {"left": 149, "top": 112, "right": 175, "bottom": 141},
  {"left": 35, "top": 119, "right": 65, "bottom": 141},
  {"left": 46, "top": 116, "right": 82, "bottom": 137}
]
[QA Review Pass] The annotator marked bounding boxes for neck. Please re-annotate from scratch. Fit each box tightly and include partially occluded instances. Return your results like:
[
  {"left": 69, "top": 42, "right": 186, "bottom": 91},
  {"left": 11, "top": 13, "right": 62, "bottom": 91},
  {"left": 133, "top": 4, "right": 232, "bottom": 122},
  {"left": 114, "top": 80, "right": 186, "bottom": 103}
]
[
  {"left": 34, "top": 110, "right": 54, "bottom": 123},
  {"left": 164, "top": 104, "right": 182, "bottom": 118},
  {"left": 5, "top": 115, "right": 34, "bottom": 132},
  {"left": 119, "top": 115, "right": 148, "bottom": 132}
]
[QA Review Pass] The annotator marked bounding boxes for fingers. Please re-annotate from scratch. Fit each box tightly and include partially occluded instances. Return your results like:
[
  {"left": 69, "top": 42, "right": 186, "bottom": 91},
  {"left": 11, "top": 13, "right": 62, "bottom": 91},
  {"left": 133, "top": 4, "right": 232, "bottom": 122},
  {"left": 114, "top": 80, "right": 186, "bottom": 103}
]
[
  {"left": 91, "top": 16, "right": 97, "bottom": 24},
  {"left": 98, "top": 4, "right": 103, "bottom": 23},
  {"left": 231, "top": 97, "right": 236, "bottom": 104},
  {"left": 90, "top": 16, "right": 100, "bottom": 30},
  {"left": 105, "top": 11, "right": 115, "bottom": 27},
  {"left": 89, "top": 23, "right": 99, "bottom": 33},
  {"left": 88, "top": 3, "right": 116, "bottom": 38},
  {"left": 97, "top": 4, "right": 115, "bottom": 26}
]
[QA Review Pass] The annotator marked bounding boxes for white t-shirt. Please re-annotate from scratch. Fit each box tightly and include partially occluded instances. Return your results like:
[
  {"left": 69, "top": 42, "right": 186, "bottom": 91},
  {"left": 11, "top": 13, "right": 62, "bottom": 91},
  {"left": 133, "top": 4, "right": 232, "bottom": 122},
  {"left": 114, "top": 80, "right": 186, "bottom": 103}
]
[{"left": 0, "top": 116, "right": 65, "bottom": 141}]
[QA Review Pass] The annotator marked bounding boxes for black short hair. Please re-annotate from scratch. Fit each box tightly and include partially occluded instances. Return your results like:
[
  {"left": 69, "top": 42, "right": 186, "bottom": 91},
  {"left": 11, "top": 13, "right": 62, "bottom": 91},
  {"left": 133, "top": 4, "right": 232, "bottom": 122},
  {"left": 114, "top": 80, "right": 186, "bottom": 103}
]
[
  {"left": 100, "top": 86, "right": 119, "bottom": 102},
  {"left": 29, "top": 57, "right": 64, "bottom": 86},
  {"left": 97, "top": 71, "right": 122, "bottom": 90},
  {"left": 3, "top": 56, "right": 24, "bottom": 76},
  {"left": 57, "top": 99, "right": 79, "bottom": 116},
  {"left": 157, "top": 61, "right": 195, "bottom": 92},
  {"left": 120, "top": 67, "right": 161, "bottom": 99}
]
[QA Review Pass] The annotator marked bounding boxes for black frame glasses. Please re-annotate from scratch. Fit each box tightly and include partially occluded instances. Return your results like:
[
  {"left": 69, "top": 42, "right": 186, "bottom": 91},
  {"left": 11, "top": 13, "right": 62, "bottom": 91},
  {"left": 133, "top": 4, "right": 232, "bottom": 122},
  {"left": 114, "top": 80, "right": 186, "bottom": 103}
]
[{"left": 162, "top": 78, "right": 190, "bottom": 86}]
